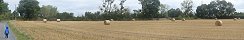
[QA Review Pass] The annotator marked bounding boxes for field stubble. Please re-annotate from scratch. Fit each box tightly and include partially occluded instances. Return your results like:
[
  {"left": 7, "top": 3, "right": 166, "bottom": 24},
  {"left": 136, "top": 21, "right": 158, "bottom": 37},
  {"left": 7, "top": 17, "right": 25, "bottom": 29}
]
[{"left": 11, "top": 19, "right": 244, "bottom": 40}]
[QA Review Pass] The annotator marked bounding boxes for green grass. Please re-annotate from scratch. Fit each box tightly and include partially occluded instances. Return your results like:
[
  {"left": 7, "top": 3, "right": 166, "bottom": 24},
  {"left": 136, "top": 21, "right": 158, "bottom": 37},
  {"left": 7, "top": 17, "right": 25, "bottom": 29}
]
[{"left": 8, "top": 21, "right": 32, "bottom": 40}]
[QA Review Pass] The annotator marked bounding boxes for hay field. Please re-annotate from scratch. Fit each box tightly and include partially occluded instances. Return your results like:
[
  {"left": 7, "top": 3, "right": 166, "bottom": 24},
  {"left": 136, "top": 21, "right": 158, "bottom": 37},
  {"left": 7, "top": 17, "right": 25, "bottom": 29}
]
[{"left": 10, "top": 19, "right": 244, "bottom": 40}]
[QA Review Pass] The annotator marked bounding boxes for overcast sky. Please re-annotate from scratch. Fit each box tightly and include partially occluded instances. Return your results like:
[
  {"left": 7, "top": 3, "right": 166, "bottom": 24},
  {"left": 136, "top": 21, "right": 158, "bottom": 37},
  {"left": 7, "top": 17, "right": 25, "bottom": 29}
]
[{"left": 4, "top": 0, "right": 244, "bottom": 16}]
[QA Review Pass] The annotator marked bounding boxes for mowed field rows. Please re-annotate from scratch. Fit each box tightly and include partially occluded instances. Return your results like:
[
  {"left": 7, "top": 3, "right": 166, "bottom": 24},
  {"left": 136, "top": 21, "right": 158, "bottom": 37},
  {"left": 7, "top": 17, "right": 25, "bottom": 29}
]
[{"left": 10, "top": 20, "right": 244, "bottom": 40}]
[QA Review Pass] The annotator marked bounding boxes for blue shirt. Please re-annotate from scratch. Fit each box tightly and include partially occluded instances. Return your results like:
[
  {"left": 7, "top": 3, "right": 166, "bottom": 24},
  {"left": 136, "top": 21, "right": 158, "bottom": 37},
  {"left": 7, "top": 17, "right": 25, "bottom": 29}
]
[{"left": 5, "top": 25, "right": 9, "bottom": 34}]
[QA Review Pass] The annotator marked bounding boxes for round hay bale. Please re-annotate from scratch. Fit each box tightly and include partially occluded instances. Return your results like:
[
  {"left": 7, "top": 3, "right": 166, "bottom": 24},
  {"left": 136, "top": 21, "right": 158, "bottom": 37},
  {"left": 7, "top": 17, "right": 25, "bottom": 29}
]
[
  {"left": 132, "top": 19, "right": 135, "bottom": 21},
  {"left": 171, "top": 18, "right": 175, "bottom": 21},
  {"left": 215, "top": 20, "right": 223, "bottom": 26},
  {"left": 110, "top": 19, "right": 114, "bottom": 21},
  {"left": 104, "top": 20, "right": 110, "bottom": 25},
  {"left": 215, "top": 18, "right": 218, "bottom": 20},
  {"left": 238, "top": 18, "right": 241, "bottom": 20},
  {"left": 234, "top": 18, "right": 237, "bottom": 21},
  {"left": 43, "top": 19, "right": 47, "bottom": 23},
  {"left": 57, "top": 19, "right": 61, "bottom": 22},
  {"left": 182, "top": 18, "right": 186, "bottom": 21}
]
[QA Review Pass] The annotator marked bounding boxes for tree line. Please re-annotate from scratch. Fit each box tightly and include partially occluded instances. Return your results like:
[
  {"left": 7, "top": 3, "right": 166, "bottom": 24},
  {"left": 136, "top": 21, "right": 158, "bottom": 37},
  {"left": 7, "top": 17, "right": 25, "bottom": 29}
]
[
  {"left": 83, "top": 0, "right": 240, "bottom": 21},
  {"left": 0, "top": 0, "right": 243, "bottom": 21}
]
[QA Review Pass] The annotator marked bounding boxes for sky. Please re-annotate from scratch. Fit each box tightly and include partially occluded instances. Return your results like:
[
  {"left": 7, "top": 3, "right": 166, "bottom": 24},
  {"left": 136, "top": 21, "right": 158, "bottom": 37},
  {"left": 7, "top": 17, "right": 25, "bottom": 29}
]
[{"left": 4, "top": 0, "right": 244, "bottom": 16}]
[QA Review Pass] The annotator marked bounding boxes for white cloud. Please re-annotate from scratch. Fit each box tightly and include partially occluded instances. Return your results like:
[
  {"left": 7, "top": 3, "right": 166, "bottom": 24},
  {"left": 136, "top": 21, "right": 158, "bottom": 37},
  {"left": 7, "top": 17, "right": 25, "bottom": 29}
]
[{"left": 4, "top": 0, "right": 244, "bottom": 16}]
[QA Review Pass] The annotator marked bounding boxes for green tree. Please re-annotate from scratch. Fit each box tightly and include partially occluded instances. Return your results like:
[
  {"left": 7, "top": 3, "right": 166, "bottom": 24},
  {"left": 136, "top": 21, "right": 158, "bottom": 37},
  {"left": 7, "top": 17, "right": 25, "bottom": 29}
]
[
  {"left": 138, "top": 0, "right": 160, "bottom": 20},
  {"left": 168, "top": 8, "right": 182, "bottom": 18},
  {"left": 57, "top": 12, "right": 74, "bottom": 21},
  {"left": 40, "top": 5, "right": 58, "bottom": 19},
  {"left": 181, "top": 0, "right": 193, "bottom": 18},
  {"left": 11, "top": 10, "right": 19, "bottom": 20},
  {"left": 132, "top": 9, "right": 142, "bottom": 18},
  {"left": 0, "top": 0, "right": 9, "bottom": 14},
  {"left": 234, "top": 12, "right": 244, "bottom": 18},
  {"left": 0, "top": 0, "right": 10, "bottom": 20},
  {"left": 99, "top": 0, "right": 132, "bottom": 20},
  {"left": 159, "top": 4, "right": 169, "bottom": 18},
  {"left": 17, "top": 0, "right": 40, "bottom": 20},
  {"left": 84, "top": 11, "right": 102, "bottom": 21},
  {"left": 100, "top": 0, "right": 115, "bottom": 19},
  {"left": 84, "top": 12, "right": 93, "bottom": 20},
  {"left": 196, "top": 0, "right": 236, "bottom": 19},
  {"left": 116, "top": 0, "right": 132, "bottom": 20},
  {"left": 196, "top": 4, "right": 209, "bottom": 18}
]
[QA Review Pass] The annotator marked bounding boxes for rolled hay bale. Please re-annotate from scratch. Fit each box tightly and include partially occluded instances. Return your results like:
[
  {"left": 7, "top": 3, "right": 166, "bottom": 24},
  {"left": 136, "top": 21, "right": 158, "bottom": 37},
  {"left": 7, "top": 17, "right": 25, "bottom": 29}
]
[
  {"left": 215, "top": 20, "right": 223, "bottom": 26},
  {"left": 171, "top": 18, "right": 175, "bottom": 21},
  {"left": 182, "top": 18, "right": 186, "bottom": 21},
  {"left": 110, "top": 19, "right": 114, "bottom": 21},
  {"left": 132, "top": 19, "right": 135, "bottom": 21},
  {"left": 234, "top": 18, "right": 237, "bottom": 21},
  {"left": 57, "top": 19, "right": 61, "bottom": 22},
  {"left": 215, "top": 18, "right": 218, "bottom": 20},
  {"left": 104, "top": 20, "right": 110, "bottom": 25},
  {"left": 43, "top": 19, "right": 47, "bottom": 23},
  {"left": 238, "top": 18, "right": 241, "bottom": 20}
]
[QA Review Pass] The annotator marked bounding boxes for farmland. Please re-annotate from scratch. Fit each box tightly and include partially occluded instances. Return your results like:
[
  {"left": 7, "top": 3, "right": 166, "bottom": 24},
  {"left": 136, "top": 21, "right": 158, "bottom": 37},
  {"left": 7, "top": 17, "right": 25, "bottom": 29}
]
[{"left": 10, "top": 19, "right": 244, "bottom": 40}]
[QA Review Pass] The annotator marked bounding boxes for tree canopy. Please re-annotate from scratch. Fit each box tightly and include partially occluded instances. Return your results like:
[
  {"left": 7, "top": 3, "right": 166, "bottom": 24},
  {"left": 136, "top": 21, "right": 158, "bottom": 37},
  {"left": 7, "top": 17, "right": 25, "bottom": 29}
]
[
  {"left": 138, "top": 0, "right": 161, "bottom": 20},
  {"left": 181, "top": 0, "right": 194, "bottom": 18},
  {"left": 40, "top": 5, "right": 58, "bottom": 18},
  {"left": 17, "top": 0, "right": 40, "bottom": 20},
  {"left": 196, "top": 0, "right": 236, "bottom": 19},
  {"left": 0, "top": 0, "right": 10, "bottom": 20},
  {"left": 168, "top": 8, "right": 182, "bottom": 18}
]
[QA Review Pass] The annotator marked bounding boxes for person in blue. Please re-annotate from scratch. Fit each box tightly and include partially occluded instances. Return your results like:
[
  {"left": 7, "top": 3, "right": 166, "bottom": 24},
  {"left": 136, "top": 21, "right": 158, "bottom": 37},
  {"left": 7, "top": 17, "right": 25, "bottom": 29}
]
[{"left": 4, "top": 24, "right": 9, "bottom": 38}]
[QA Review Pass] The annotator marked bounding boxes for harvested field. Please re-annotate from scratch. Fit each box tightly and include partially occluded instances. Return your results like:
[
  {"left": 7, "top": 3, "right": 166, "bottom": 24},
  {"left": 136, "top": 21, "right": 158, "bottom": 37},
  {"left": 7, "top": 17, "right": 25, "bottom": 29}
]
[{"left": 10, "top": 19, "right": 244, "bottom": 40}]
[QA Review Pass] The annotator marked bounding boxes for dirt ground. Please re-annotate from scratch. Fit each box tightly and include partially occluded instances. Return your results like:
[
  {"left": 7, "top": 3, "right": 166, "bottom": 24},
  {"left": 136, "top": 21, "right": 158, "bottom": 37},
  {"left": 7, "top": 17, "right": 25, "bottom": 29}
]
[{"left": 10, "top": 19, "right": 244, "bottom": 40}]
